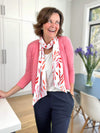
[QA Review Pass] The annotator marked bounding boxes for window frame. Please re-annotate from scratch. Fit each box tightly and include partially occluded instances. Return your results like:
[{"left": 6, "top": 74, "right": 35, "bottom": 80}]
[
  {"left": 89, "top": 23, "right": 100, "bottom": 45},
  {"left": 82, "top": 2, "right": 100, "bottom": 77},
  {"left": 89, "top": 6, "right": 100, "bottom": 21}
]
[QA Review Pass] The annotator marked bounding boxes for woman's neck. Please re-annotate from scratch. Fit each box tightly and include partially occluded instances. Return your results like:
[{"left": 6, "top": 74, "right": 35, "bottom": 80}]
[{"left": 43, "top": 36, "right": 53, "bottom": 45}]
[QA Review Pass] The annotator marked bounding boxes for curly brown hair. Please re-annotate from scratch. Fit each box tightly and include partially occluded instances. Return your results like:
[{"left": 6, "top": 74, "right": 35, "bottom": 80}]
[{"left": 33, "top": 7, "right": 64, "bottom": 37}]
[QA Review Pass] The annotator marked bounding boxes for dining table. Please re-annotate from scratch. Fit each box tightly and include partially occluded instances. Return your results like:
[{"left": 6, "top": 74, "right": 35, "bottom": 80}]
[{"left": 74, "top": 73, "right": 100, "bottom": 100}]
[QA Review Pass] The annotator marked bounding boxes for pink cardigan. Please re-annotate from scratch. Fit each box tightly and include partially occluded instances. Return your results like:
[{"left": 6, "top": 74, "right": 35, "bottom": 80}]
[{"left": 17, "top": 36, "right": 75, "bottom": 94}]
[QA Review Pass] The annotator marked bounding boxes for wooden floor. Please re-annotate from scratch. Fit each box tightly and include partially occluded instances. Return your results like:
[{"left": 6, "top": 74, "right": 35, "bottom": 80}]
[{"left": 7, "top": 94, "right": 38, "bottom": 133}]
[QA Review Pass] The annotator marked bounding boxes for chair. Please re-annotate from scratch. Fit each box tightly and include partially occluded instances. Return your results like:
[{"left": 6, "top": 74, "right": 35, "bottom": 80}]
[
  {"left": 73, "top": 92, "right": 81, "bottom": 118},
  {"left": 68, "top": 92, "right": 85, "bottom": 133},
  {"left": 80, "top": 91, "right": 100, "bottom": 133},
  {"left": 68, "top": 93, "right": 80, "bottom": 133},
  {"left": 73, "top": 92, "right": 86, "bottom": 121}
]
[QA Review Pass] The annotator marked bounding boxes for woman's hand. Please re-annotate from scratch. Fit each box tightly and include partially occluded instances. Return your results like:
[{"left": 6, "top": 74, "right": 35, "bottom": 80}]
[
  {"left": 0, "top": 90, "right": 7, "bottom": 98},
  {"left": 70, "top": 83, "right": 74, "bottom": 96},
  {"left": 70, "top": 90, "right": 74, "bottom": 96}
]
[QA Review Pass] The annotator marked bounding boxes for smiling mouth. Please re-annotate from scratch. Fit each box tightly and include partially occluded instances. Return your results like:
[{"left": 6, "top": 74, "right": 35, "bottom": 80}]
[{"left": 48, "top": 29, "right": 56, "bottom": 32}]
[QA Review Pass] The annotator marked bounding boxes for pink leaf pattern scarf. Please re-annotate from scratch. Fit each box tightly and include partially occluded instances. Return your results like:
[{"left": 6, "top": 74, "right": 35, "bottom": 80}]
[{"left": 33, "top": 37, "right": 66, "bottom": 105}]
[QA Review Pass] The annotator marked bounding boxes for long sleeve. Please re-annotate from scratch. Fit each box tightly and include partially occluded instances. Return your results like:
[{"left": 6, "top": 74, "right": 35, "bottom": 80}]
[
  {"left": 64, "top": 37, "right": 75, "bottom": 84},
  {"left": 17, "top": 44, "right": 32, "bottom": 88}
]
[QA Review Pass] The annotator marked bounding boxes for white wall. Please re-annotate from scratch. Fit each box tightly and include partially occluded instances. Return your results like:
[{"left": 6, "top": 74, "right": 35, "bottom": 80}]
[{"left": 70, "top": 0, "right": 99, "bottom": 73}]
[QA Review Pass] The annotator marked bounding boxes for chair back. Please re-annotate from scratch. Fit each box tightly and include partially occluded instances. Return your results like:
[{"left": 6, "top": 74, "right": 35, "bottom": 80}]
[{"left": 80, "top": 91, "right": 100, "bottom": 122}]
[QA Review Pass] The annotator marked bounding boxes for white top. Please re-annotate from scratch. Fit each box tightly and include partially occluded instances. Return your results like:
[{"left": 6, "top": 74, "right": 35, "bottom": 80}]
[
  {"left": 0, "top": 98, "right": 21, "bottom": 133},
  {"left": 45, "top": 52, "right": 67, "bottom": 92}
]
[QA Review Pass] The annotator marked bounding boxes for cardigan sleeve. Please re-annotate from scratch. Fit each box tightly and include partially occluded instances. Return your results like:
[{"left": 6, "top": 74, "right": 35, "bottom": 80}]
[
  {"left": 16, "top": 43, "right": 32, "bottom": 89},
  {"left": 64, "top": 36, "right": 75, "bottom": 84}
]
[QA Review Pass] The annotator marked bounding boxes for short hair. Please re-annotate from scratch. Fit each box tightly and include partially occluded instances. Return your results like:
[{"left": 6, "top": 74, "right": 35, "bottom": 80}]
[{"left": 33, "top": 7, "right": 64, "bottom": 37}]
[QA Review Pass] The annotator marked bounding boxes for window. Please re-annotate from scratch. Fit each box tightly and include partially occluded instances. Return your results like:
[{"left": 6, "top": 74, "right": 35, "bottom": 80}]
[{"left": 88, "top": 6, "right": 100, "bottom": 72}]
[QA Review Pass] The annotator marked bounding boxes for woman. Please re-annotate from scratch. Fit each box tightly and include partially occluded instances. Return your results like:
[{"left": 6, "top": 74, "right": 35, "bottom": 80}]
[{"left": 0, "top": 7, "right": 74, "bottom": 133}]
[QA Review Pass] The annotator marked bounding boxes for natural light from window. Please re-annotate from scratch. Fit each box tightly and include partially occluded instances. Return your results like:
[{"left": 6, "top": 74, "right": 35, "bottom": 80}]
[{"left": 88, "top": 6, "right": 100, "bottom": 74}]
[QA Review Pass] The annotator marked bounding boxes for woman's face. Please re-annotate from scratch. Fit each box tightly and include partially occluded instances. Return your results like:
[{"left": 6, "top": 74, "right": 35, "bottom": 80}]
[{"left": 42, "top": 13, "right": 60, "bottom": 44}]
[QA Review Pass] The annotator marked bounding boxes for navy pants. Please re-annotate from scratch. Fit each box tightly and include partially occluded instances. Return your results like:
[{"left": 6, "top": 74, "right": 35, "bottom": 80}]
[{"left": 34, "top": 91, "right": 74, "bottom": 133}]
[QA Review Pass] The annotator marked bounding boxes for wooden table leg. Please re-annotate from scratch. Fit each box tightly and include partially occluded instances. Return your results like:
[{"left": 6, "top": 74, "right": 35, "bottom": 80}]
[{"left": 71, "top": 110, "right": 74, "bottom": 133}]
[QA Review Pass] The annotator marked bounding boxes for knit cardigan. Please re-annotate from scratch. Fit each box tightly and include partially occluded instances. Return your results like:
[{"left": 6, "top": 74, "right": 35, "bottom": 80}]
[{"left": 17, "top": 36, "right": 75, "bottom": 94}]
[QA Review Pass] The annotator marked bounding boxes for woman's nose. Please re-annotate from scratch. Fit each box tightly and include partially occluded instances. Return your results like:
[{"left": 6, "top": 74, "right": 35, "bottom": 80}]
[{"left": 51, "top": 22, "right": 56, "bottom": 27}]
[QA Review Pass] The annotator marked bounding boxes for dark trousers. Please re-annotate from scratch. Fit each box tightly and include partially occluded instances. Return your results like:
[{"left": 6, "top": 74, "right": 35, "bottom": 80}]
[{"left": 34, "top": 91, "right": 74, "bottom": 133}]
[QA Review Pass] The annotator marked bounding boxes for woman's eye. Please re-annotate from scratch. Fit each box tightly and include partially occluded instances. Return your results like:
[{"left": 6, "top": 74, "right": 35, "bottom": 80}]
[
  {"left": 47, "top": 20, "right": 60, "bottom": 24},
  {"left": 48, "top": 20, "right": 52, "bottom": 23},
  {"left": 56, "top": 21, "right": 60, "bottom": 24}
]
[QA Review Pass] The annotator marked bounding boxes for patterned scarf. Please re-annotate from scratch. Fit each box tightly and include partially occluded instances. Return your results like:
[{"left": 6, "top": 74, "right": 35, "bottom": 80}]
[{"left": 33, "top": 37, "right": 66, "bottom": 105}]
